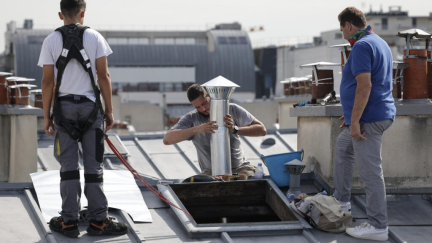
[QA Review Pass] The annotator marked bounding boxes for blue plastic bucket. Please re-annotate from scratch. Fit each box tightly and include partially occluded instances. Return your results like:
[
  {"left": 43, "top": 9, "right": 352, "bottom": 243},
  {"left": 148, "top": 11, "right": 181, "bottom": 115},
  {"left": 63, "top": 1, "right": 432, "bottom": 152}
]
[{"left": 260, "top": 149, "right": 304, "bottom": 187}]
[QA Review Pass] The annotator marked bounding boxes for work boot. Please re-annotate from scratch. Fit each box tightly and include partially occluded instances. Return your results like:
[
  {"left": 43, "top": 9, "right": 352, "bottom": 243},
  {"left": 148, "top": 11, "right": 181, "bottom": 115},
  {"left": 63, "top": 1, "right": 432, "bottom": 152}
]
[
  {"left": 346, "top": 222, "right": 388, "bottom": 241},
  {"left": 49, "top": 216, "right": 80, "bottom": 238},
  {"left": 86, "top": 217, "right": 129, "bottom": 236}
]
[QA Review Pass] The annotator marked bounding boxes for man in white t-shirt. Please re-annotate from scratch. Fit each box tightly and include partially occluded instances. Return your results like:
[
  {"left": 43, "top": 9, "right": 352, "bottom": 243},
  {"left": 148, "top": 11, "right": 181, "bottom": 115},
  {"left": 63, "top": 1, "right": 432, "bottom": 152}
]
[{"left": 38, "top": 0, "right": 128, "bottom": 238}]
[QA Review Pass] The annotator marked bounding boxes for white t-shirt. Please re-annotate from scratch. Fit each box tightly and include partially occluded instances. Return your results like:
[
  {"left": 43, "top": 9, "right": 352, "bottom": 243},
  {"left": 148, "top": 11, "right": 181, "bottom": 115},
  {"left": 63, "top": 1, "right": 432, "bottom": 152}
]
[{"left": 37, "top": 26, "right": 113, "bottom": 102}]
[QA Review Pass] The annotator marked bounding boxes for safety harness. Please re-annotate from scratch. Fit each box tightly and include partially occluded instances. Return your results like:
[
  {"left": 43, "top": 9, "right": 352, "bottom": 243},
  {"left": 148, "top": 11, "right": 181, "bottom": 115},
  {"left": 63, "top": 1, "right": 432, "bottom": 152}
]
[{"left": 53, "top": 24, "right": 105, "bottom": 141}]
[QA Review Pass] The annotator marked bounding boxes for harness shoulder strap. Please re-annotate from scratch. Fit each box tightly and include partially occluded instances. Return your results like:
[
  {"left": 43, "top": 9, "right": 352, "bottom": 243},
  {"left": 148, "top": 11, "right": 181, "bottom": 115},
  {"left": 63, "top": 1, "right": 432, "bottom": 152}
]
[{"left": 53, "top": 24, "right": 106, "bottom": 141}]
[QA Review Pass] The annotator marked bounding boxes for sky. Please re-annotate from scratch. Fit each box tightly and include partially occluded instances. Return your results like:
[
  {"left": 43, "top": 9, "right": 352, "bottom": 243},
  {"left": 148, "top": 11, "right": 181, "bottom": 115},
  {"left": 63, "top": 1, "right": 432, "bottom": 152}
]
[{"left": 1, "top": 0, "right": 432, "bottom": 53}]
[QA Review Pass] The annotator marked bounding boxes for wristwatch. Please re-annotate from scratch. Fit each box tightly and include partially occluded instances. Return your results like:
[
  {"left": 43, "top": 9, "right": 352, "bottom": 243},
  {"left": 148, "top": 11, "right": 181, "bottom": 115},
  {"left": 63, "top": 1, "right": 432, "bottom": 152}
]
[{"left": 233, "top": 125, "right": 239, "bottom": 134}]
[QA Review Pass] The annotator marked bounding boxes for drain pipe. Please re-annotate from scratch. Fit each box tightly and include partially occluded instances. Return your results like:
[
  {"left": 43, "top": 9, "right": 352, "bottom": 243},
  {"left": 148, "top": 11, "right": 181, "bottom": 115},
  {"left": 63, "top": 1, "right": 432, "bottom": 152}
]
[{"left": 202, "top": 76, "right": 239, "bottom": 176}]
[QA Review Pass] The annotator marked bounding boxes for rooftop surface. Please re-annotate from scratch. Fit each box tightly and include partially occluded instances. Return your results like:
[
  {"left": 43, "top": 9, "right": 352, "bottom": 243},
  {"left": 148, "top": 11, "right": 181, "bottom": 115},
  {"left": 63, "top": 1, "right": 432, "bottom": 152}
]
[{"left": 1, "top": 129, "right": 431, "bottom": 242}]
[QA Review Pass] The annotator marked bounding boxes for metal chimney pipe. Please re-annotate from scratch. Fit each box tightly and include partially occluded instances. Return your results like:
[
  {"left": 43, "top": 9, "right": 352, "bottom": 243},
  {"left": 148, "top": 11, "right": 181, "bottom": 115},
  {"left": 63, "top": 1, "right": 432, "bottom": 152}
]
[{"left": 202, "top": 76, "right": 239, "bottom": 176}]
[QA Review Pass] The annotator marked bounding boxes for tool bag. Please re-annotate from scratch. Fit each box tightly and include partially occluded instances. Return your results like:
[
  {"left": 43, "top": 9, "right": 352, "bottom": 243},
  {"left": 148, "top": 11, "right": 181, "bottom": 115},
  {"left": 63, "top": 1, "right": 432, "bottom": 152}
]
[
  {"left": 290, "top": 194, "right": 352, "bottom": 233},
  {"left": 52, "top": 24, "right": 105, "bottom": 141}
]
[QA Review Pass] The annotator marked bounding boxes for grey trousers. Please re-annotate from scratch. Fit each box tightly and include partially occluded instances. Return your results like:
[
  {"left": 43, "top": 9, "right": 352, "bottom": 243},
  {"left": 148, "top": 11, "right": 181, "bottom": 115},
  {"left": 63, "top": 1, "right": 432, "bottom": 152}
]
[
  {"left": 54, "top": 99, "right": 108, "bottom": 223},
  {"left": 333, "top": 120, "right": 393, "bottom": 229}
]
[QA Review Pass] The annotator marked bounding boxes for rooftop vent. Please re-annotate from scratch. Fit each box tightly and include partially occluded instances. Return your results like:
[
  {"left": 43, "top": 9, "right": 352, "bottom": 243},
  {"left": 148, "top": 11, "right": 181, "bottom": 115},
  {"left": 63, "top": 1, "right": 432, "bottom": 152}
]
[{"left": 285, "top": 159, "right": 306, "bottom": 201}]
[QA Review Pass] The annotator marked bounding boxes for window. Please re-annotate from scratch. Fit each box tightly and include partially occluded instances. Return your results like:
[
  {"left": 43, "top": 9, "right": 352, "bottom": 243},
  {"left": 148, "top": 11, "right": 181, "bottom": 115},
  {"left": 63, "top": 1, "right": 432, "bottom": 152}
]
[
  {"left": 174, "top": 83, "right": 183, "bottom": 91},
  {"left": 107, "top": 37, "right": 147, "bottom": 45},
  {"left": 149, "top": 83, "right": 159, "bottom": 91},
  {"left": 163, "top": 83, "right": 174, "bottom": 92},
  {"left": 382, "top": 18, "right": 388, "bottom": 30},
  {"left": 175, "top": 38, "right": 196, "bottom": 44},
  {"left": 124, "top": 83, "right": 138, "bottom": 92},
  {"left": 335, "top": 33, "right": 342, "bottom": 39},
  {"left": 129, "top": 38, "right": 149, "bottom": 45},
  {"left": 138, "top": 83, "right": 148, "bottom": 91},
  {"left": 125, "top": 116, "right": 131, "bottom": 124},
  {"left": 228, "top": 36, "right": 238, "bottom": 44},
  {"left": 412, "top": 18, "right": 417, "bottom": 28},
  {"left": 217, "top": 36, "right": 228, "bottom": 44},
  {"left": 182, "top": 83, "right": 194, "bottom": 91},
  {"left": 238, "top": 36, "right": 248, "bottom": 44},
  {"left": 155, "top": 38, "right": 175, "bottom": 45}
]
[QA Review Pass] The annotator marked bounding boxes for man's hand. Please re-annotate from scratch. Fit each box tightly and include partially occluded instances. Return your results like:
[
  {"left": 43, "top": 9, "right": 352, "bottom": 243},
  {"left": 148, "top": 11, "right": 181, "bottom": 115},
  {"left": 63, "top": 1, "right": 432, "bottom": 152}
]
[
  {"left": 339, "top": 116, "right": 346, "bottom": 128},
  {"left": 195, "top": 121, "right": 218, "bottom": 134},
  {"left": 350, "top": 121, "right": 366, "bottom": 141},
  {"left": 44, "top": 117, "right": 55, "bottom": 136},
  {"left": 105, "top": 112, "right": 114, "bottom": 132},
  {"left": 224, "top": 114, "right": 235, "bottom": 133}
]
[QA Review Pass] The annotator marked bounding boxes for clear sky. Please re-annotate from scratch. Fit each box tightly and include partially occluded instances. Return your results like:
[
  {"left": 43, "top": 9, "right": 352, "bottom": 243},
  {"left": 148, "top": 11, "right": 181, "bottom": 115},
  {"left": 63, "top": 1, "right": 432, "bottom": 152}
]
[{"left": 1, "top": 0, "right": 432, "bottom": 52}]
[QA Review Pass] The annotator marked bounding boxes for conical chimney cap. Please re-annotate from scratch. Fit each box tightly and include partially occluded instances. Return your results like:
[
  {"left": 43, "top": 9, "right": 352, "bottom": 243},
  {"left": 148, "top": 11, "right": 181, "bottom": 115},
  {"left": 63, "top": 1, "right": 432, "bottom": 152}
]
[
  {"left": 202, "top": 76, "right": 240, "bottom": 88},
  {"left": 202, "top": 76, "right": 239, "bottom": 100}
]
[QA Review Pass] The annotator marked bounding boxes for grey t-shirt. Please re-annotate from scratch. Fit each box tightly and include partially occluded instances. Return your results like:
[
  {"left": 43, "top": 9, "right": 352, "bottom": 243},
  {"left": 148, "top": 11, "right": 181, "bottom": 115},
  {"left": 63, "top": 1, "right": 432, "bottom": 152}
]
[{"left": 172, "top": 103, "right": 256, "bottom": 172}]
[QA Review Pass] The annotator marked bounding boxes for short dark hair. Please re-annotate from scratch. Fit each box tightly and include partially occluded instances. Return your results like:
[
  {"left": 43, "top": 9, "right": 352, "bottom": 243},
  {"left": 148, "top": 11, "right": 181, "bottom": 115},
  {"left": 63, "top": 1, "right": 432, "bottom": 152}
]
[
  {"left": 187, "top": 84, "right": 207, "bottom": 102},
  {"left": 60, "top": 0, "right": 86, "bottom": 19},
  {"left": 338, "top": 7, "right": 367, "bottom": 28}
]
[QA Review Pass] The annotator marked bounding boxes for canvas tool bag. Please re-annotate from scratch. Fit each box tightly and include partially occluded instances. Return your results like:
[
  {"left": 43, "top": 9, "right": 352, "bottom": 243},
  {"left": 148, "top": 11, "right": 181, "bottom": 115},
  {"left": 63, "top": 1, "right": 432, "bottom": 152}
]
[{"left": 290, "top": 194, "right": 353, "bottom": 233}]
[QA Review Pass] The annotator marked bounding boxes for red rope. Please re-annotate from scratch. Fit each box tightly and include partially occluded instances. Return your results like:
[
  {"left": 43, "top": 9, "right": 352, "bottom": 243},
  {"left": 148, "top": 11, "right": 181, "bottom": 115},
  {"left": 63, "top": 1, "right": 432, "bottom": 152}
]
[{"left": 105, "top": 137, "right": 194, "bottom": 220}]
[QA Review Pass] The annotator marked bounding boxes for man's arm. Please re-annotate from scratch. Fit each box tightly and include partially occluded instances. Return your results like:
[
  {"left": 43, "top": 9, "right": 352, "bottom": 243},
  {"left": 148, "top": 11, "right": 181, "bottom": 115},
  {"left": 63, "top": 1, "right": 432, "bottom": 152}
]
[
  {"left": 163, "top": 121, "right": 218, "bottom": 145},
  {"left": 42, "top": 65, "right": 55, "bottom": 136},
  {"left": 224, "top": 114, "right": 267, "bottom": 137},
  {"left": 95, "top": 56, "right": 114, "bottom": 132},
  {"left": 351, "top": 72, "right": 372, "bottom": 140}
]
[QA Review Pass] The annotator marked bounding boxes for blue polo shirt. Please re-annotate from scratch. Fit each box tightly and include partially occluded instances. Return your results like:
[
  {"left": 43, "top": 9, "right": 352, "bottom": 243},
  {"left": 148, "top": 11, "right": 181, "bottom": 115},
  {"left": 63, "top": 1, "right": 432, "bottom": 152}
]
[{"left": 340, "top": 33, "right": 396, "bottom": 125}]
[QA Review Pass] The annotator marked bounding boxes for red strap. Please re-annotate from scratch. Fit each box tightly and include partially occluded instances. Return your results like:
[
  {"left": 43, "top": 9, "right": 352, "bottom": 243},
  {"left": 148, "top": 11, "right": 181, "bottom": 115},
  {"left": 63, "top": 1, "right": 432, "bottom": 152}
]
[{"left": 105, "top": 137, "right": 194, "bottom": 220}]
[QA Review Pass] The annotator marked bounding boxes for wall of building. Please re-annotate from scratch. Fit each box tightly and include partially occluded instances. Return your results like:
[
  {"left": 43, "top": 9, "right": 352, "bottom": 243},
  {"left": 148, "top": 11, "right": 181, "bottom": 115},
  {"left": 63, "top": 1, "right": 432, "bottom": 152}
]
[
  {"left": 112, "top": 95, "right": 164, "bottom": 131},
  {"left": 0, "top": 113, "right": 37, "bottom": 182},
  {"left": 240, "top": 101, "right": 278, "bottom": 129},
  {"left": 297, "top": 115, "right": 432, "bottom": 190}
]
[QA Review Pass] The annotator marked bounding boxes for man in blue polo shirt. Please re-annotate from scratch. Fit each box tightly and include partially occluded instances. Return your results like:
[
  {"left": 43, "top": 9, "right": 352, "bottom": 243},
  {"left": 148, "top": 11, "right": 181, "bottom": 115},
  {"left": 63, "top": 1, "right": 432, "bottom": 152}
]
[{"left": 333, "top": 7, "right": 396, "bottom": 241}]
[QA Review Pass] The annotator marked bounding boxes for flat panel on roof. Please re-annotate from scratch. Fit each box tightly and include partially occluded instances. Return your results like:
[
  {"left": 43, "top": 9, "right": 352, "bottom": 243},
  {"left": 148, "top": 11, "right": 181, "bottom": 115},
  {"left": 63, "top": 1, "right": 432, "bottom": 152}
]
[
  {"left": 135, "top": 209, "right": 225, "bottom": 243},
  {"left": 0, "top": 192, "right": 46, "bottom": 243},
  {"left": 176, "top": 141, "right": 200, "bottom": 166},
  {"left": 279, "top": 133, "right": 298, "bottom": 151},
  {"left": 150, "top": 153, "right": 197, "bottom": 179},
  {"left": 138, "top": 139, "right": 178, "bottom": 154},
  {"left": 391, "top": 226, "right": 432, "bottom": 243},
  {"left": 244, "top": 135, "right": 294, "bottom": 156},
  {"left": 121, "top": 144, "right": 161, "bottom": 179},
  {"left": 37, "top": 144, "right": 61, "bottom": 171}
]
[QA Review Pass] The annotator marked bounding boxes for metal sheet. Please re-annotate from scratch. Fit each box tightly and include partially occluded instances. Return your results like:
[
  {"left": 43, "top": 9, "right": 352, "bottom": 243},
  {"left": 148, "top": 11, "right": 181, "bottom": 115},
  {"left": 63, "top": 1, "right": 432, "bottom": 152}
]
[
  {"left": 209, "top": 99, "right": 231, "bottom": 175},
  {"left": 30, "top": 170, "right": 152, "bottom": 223}
]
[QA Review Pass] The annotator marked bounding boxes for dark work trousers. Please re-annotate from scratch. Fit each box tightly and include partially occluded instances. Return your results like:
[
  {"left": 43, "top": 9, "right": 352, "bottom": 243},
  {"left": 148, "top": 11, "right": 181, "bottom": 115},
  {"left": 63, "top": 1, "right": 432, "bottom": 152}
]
[
  {"left": 53, "top": 98, "right": 107, "bottom": 223},
  {"left": 333, "top": 120, "right": 393, "bottom": 229}
]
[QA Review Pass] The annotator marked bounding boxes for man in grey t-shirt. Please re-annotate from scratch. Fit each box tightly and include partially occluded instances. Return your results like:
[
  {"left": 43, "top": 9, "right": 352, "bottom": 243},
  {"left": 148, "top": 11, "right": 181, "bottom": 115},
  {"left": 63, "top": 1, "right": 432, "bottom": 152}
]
[{"left": 163, "top": 84, "right": 267, "bottom": 176}]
